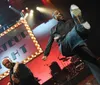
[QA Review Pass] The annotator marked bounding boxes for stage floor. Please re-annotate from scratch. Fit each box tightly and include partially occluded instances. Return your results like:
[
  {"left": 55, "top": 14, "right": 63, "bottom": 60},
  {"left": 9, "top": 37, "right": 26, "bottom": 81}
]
[{"left": 78, "top": 75, "right": 99, "bottom": 85}]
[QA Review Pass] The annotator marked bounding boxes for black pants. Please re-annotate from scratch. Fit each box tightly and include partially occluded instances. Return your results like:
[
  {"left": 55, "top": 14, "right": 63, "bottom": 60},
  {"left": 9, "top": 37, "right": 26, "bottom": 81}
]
[
  {"left": 20, "top": 75, "right": 40, "bottom": 85},
  {"left": 74, "top": 45, "right": 100, "bottom": 84}
]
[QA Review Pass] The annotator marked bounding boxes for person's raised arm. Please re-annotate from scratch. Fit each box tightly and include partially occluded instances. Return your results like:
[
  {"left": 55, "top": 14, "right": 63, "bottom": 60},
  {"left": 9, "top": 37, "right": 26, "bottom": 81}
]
[{"left": 42, "top": 35, "right": 54, "bottom": 61}]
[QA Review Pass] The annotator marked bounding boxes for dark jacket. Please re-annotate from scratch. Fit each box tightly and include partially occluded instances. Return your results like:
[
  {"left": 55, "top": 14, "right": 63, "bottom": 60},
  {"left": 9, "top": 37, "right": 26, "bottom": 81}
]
[
  {"left": 44, "top": 19, "right": 74, "bottom": 56},
  {"left": 44, "top": 18, "right": 88, "bottom": 57},
  {"left": 10, "top": 63, "right": 40, "bottom": 85}
]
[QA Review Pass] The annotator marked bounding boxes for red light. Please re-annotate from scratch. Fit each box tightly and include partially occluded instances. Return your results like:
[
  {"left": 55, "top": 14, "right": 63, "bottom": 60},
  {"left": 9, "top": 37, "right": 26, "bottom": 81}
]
[
  {"left": 21, "top": 10, "right": 24, "bottom": 13},
  {"left": 41, "top": 0, "right": 48, "bottom": 6}
]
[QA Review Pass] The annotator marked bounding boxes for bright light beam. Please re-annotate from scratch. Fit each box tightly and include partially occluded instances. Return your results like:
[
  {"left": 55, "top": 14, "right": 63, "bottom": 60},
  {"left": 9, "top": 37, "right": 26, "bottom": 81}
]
[
  {"left": 24, "top": 13, "right": 29, "bottom": 19},
  {"left": 36, "top": 7, "right": 54, "bottom": 15}
]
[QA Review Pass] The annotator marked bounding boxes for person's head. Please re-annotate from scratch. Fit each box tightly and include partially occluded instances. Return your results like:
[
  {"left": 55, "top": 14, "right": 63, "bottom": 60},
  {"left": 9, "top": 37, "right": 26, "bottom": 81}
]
[
  {"left": 2, "top": 58, "right": 13, "bottom": 69},
  {"left": 52, "top": 10, "right": 64, "bottom": 21}
]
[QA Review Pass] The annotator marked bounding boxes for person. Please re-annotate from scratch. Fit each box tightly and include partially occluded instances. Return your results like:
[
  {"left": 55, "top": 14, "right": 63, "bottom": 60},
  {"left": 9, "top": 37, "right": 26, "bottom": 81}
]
[
  {"left": 2, "top": 57, "right": 40, "bottom": 85},
  {"left": 42, "top": 4, "right": 100, "bottom": 84}
]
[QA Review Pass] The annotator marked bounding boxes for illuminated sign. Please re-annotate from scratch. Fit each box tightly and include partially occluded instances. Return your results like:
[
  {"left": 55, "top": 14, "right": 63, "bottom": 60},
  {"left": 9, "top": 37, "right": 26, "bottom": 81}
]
[{"left": 0, "top": 19, "right": 43, "bottom": 80}]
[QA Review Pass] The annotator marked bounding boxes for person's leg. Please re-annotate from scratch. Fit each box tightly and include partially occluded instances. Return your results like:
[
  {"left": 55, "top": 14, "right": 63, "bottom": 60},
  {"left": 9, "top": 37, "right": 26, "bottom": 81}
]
[
  {"left": 74, "top": 45, "right": 100, "bottom": 84},
  {"left": 70, "top": 4, "right": 90, "bottom": 27},
  {"left": 70, "top": 4, "right": 91, "bottom": 39}
]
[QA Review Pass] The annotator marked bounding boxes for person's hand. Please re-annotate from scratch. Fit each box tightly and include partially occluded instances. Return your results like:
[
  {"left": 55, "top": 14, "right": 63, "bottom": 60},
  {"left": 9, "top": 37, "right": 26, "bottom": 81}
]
[
  {"left": 13, "top": 62, "right": 19, "bottom": 73},
  {"left": 42, "top": 56, "right": 47, "bottom": 61},
  {"left": 11, "top": 74, "right": 20, "bottom": 84},
  {"left": 7, "top": 82, "right": 11, "bottom": 85}
]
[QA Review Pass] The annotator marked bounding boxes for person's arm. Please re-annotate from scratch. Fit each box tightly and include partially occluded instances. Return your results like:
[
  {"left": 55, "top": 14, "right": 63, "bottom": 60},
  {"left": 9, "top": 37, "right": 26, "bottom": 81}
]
[
  {"left": 13, "top": 62, "right": 19, "bottom": 73},
  {"left": 11, "top": 75, "right": 20, "bottom": 84},
  {"left": 7, "top": 82, "right": 11, "bottom": 85},
  {"left": 9, "top": 71, "right": 14, "bottom": 85},
  {"left": 42, "top": 35, "right": 54, "bottom": 60},
  {"left": 9, "top": 71, "right": 19, "bottom": 85}
]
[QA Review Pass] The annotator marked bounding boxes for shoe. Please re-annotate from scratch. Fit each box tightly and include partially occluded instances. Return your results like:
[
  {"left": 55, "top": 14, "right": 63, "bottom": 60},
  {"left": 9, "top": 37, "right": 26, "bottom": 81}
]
[
  {"left": 82, "top": 21, "right": 91, "bottom": 30},
  {"left": 70, "top": 4, "right": 84, "bottom": 24}
]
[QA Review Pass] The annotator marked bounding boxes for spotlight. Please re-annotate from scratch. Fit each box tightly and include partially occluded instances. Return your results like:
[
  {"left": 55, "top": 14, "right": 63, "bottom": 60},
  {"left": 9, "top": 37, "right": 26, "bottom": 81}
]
[
  {"left": 30, "top": 10, "right": 34, "bottom": 14},
  {"left": 0, "top": 24, "right": 2, "bottom": 28},
  {"left": 26, "top": 13, "right": 29, "bottom": 16},
  {"left": 24, "top": 13, "right": 29, "bottom": 19},
  {"left": 36, "top": 7, "right": 46, "bottom": 12},
  {"left": 36, "top": 7, "right": 40, "bottom": 11},
  {"left": 29, "top": 10, "right": 34, "bottom": 17},
  {"left": 9, "top": 5, "right": 11, "bottom": 8},
  {"left": 20, "top": 17, "right": 24, "bottom": 20},
  {"left": 36, "top": 6, "right": 54, "bottom": 15},
  {"left": 25, "top": 7, "right": 28, "bottom": 10}
]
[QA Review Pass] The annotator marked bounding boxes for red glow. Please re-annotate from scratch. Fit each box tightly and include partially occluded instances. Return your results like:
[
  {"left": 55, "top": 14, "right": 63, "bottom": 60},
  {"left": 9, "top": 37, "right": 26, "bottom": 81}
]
[
  {"left": 21, "top": 10, "right": 24, "bottom": 13},
  {"left": 41, "top": 0, "right": 48, "bottom": 6}
]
